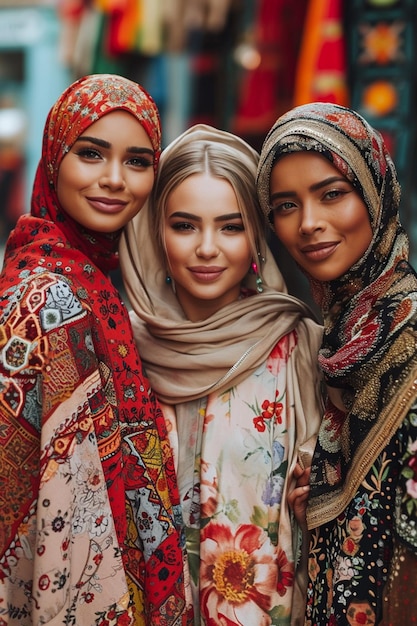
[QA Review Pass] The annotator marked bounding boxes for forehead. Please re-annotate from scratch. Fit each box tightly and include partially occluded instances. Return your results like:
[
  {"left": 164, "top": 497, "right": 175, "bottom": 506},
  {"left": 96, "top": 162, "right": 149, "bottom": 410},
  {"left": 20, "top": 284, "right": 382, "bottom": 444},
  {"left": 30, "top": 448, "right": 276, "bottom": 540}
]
[
  {"left": 166, "top": 173, "right": 238, "bottom": 209},
  {"left": 271, "top": 151, "right": 344, "bottom": 185},
  {"left": 78, "top": 110, "right": 153, "bottom": 147}
]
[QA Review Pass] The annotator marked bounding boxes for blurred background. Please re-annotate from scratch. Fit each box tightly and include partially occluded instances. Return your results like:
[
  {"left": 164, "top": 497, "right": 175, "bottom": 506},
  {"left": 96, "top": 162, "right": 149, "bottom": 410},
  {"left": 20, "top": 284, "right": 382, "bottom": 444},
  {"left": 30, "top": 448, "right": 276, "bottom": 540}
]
[{"left": 0, "top": 0, "right": 416, "bottom": 304}]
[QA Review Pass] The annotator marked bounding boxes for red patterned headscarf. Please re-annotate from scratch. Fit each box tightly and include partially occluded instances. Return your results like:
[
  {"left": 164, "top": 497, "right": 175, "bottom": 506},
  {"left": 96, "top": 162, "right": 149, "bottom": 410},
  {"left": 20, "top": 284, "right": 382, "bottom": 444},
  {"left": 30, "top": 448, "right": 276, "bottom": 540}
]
[
  {"left": 257, "top": 103, "right": 417, "bottom": 529},
  {"left": 31, "top": 73, "right": 161, "bottom": 272},
  {"left": 1, "top": 76, "right": 191, "bottom": 623}
]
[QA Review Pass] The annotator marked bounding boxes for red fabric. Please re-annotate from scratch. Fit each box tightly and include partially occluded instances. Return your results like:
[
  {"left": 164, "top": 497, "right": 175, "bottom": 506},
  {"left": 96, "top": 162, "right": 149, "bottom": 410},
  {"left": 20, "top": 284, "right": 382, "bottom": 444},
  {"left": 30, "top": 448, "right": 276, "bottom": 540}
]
[
  {"left": 35, "top": 73, "right": 161, "bottom": 272},
  {"left": 294, "top": 0, "right": 349, "bottom": 106},
  {"left": 233, "top": 0, "right": 309, "bottom": 138},
  {"left": 1, "top": 74, "right": 191, "bottom": 624}
]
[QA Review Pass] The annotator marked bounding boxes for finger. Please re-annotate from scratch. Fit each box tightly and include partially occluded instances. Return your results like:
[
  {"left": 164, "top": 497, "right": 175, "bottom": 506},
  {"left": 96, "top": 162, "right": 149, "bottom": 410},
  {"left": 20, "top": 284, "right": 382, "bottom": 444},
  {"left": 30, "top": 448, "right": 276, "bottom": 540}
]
[{"left": 288, "top": 485, "right": 309, "bottom": 509}]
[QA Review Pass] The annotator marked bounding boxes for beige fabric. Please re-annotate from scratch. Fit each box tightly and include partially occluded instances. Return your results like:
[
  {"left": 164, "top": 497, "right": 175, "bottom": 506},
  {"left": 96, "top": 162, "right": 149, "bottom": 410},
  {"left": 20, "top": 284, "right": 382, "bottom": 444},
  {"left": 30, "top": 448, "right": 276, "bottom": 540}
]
[
  {"left": 119, "top": 125, "right": 325, "bottom": 623},
  {"left": 119, "top": 125, "right": 323, "bottom": 405},
  {"left": 120, "top": 200, "right": 324, "bottom": 622}
]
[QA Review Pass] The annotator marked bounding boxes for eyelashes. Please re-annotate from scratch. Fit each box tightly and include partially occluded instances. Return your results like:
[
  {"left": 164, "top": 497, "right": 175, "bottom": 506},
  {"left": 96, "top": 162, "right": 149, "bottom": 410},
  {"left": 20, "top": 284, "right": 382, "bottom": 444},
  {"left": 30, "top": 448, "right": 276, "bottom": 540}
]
[
  {"left": 73, "top": 147, "right": 153, "bottom": 169},
  {"left": 270, "top": 187, "right": 352, "bottom": 213},
  {"left": 169, "top": 222, "right": 245, "bottom": 233}
]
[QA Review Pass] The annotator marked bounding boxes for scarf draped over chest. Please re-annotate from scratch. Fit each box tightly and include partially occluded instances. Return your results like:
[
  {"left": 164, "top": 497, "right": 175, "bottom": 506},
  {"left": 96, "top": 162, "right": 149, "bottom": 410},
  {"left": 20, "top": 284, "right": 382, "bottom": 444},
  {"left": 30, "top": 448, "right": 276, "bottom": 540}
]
[
  {"left": 0, "top": 74, "right": 191, "bottom": 625},
  {"left": 256, "top": 102, "right": 417, "bottom": 528}
]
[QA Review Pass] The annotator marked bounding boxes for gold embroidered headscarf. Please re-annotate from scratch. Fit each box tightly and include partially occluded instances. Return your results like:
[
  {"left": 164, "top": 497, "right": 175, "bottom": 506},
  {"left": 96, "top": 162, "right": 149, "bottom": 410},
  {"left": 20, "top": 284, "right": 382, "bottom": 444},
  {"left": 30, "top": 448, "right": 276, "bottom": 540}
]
[{"left": 257, "top": 102, "right": 417, "bottom": 530}]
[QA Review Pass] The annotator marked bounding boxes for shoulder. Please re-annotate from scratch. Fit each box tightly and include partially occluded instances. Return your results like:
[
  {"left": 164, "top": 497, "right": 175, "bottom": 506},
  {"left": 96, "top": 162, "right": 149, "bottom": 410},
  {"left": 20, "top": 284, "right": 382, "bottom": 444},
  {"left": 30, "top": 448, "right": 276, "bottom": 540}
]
[
  {"left": 0, "top": 270, "right": 93, "bottom": 373},
  {"left": 0, "top": 269, "right": 90, "bottom": 323},
  {"left": 0, "top": 268, "right": 103, "bottom": 415}
]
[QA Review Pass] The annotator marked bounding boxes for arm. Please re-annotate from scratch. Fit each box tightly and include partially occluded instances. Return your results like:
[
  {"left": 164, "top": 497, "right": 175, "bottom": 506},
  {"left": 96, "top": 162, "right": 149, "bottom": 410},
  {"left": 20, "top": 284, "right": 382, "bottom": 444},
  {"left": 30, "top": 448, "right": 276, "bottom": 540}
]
[{"left": 0, "top": 272, "right": 130, "bottom": 624}]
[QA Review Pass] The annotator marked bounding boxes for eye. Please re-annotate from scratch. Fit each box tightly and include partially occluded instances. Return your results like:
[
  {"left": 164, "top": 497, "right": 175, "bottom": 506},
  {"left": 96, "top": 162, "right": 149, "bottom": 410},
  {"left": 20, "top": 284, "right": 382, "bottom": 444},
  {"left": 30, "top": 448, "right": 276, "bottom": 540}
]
[
  {"left": 322, "top": 187, "right": 352, "bottom": 202},
  {"left": 222, "top": 222, "right": 245, "bottom": 232},
  {"left": 75, "top": 147, "right": 102, "bottom": 160},
  {"left": 170, "top": 221, "right": 195, "bottom": 232},
  {"left": 324, "top": 189, "right": 344, "bottom": 199},
  {"left": 270, "top": 200, "right": 297, "bottom": 214},
  {"left": 127, "top": 155, "right": 154, "bottom": 169}
]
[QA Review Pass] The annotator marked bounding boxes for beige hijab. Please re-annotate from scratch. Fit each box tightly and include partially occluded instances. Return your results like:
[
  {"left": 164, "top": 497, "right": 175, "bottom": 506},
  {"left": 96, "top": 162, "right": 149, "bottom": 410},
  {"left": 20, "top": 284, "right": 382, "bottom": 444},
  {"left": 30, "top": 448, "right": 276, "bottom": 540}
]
[{"left": 119, "top": 124, "right": 322, "bottom": 404}]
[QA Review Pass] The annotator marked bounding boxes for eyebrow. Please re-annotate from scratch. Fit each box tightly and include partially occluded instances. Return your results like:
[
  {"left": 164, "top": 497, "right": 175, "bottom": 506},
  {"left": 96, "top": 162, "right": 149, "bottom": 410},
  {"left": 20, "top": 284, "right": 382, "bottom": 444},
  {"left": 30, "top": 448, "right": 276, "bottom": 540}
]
[
  {"left": 270, "top": 176, "right": 348, "bottom": 200},
  {"left": 75, "top": 135, "right": 154, "bottom": 156},
  {"left": 168, "top": 211, "right": 243, "bottom": 222}
]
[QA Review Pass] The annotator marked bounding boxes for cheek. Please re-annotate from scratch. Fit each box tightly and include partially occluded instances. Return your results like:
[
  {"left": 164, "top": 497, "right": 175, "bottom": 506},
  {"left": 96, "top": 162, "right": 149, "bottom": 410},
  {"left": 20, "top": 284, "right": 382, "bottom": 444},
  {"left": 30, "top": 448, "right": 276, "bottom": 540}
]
[
  {"left": 56, "top": 159, "right": 88, "bottom": 201},
  {"left": 234, "top": 239, "right": 252, "bottom": 272},
  {"left": 272, "top": 217, "right": 297, "bottom": 247},
  {"left": 164, "top": 233, "right": 185, "bottom": 268},
  {"left": 227, "top": 232, "right": 251, "bottom": 256},
  {"left": 56, "top": 170, "right": 76, "bottom": 209},
  {"left": 342, "top": 203, "right": 373, "bottom": 245},
  {"left": 131, "top": 171, "right": 155, "bottom": 198},
  {"left": 344, "top": 206, "right": 369, "bottom": 229}
]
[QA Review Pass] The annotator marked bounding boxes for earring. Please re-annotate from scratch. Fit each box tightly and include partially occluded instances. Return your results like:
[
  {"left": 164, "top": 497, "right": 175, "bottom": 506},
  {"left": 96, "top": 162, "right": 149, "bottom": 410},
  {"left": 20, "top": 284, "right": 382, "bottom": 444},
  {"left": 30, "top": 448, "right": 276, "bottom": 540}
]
[
  {"left": 165, "top": 275, "right": 172, "bottom": 285},
  {"left": 251, "top": 261, "right": 264, "bottom": 293}
]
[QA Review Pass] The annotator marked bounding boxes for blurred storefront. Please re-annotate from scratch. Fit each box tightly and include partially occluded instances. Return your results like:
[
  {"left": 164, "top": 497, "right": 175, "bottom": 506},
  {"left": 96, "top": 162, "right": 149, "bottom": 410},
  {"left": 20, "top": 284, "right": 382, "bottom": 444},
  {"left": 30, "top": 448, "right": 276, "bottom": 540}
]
[{"left": 0, "top": 0, "right": 416, "bottom": 291}]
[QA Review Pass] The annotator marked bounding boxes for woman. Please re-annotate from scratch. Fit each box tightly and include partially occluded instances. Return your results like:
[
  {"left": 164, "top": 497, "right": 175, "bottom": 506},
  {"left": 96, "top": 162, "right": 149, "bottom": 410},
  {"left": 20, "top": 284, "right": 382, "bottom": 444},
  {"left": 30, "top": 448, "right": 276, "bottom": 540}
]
[
  {"left": 0, "top": 74, "right": 191, "bottom": 625},
  {"left": 120, "top": 124, "right": 324, "bottom": 625},
  {"left": 256, "top": 102, "right": 417, "bottom": 625}
]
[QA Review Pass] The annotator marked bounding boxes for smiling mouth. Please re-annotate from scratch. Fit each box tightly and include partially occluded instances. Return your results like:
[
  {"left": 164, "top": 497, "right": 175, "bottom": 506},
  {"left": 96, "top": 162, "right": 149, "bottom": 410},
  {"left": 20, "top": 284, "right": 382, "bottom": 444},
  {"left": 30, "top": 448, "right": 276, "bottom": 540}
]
[
  {"left": 300, "top": 242, "right": 339, "bottom": 261},
  {"left": 189, "top": 267, "right": 225, "bottom": 280},
  {"left": 86, "top": 197, "right": 128, "bottom": 213}
]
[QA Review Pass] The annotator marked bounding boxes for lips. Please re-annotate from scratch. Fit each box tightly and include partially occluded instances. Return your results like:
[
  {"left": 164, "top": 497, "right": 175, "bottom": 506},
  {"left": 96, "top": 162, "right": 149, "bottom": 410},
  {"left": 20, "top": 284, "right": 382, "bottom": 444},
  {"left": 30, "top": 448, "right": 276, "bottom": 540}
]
[
  {"left": 188, "top": 266, "right": 225, "bottom": 281},
  {"left": 300, "top": 242, "right": 339, "bottom": 261},
  {"left": 86, "top": 196, "right": 128, "bottom": 213}
]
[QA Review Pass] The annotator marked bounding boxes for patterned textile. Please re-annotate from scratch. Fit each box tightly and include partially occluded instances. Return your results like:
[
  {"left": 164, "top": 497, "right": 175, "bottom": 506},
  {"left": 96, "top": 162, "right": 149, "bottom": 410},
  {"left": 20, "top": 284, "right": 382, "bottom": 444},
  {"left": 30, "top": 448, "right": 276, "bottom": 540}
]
[
  {"left": 233, "top": 0, "right": 309, "bottom": 147},
  {"left": 293, "top": 0, "right": 348, "bottom": 106},
  {"left": 161, "top": 329, "right": 320, "bottom": 626},
  {"left": 345, "top": 0, "right": 417, "bottom": 263},
  {"left": 120, "top": 123, "right": 324, "bottom": 625},
  {"left": 257, "top": 102, "right": 417, "bottom": 624},
  {"left": 0, "top": 74, "right": 191, "bottom": 625}
]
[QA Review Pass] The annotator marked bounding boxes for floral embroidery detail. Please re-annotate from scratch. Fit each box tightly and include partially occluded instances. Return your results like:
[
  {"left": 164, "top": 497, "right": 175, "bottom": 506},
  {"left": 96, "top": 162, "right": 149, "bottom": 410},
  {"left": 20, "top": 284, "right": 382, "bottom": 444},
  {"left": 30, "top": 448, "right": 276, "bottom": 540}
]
[
  {"left": 200, "top": 522, "right": 293, "bottom": 625},
  {"left": 305, "top": 431, "right": 406, "bottom": 623},
  {"left": 346, "top": 600, "right": 375, "bottom": 625},
  {"left": 251, "top": 389, "right": 285, "bottom": 432},
  {"left": 164, "top": 331, "right": 299, "bottom": 623}
]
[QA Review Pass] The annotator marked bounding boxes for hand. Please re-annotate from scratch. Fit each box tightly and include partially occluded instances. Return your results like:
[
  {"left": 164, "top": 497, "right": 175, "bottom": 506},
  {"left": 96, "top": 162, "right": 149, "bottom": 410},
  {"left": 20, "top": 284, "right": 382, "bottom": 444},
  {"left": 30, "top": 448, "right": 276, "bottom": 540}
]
[{"left": 288, "top": 463, "right": 311, "bottom": 530}]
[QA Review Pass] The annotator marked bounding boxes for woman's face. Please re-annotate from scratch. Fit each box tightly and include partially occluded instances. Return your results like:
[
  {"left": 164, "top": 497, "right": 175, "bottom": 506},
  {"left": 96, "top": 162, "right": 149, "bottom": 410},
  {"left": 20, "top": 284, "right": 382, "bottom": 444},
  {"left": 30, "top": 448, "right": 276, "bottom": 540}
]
[
  {"left": 57, "top": 110, "right": 155, "bottom": 233},
  {"left": 164, "top": 172, "right": 252, "bottom": 321},
  {"left": 269, "top": 151, "right": 373, "bottom": 282}
]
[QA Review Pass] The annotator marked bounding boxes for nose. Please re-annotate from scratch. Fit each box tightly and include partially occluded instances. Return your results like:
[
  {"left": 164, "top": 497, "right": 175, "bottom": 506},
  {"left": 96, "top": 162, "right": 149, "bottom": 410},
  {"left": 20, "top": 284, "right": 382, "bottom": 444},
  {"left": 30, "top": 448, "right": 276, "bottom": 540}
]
[
  {"left": 99, "top": 160, "right": 125, "bottom": 190},
  {"left": 299, "top": 201, "right": 324, "bottom": 235},
  {"left": 196, "top": 229, "right": 219, "bottom": 258}
]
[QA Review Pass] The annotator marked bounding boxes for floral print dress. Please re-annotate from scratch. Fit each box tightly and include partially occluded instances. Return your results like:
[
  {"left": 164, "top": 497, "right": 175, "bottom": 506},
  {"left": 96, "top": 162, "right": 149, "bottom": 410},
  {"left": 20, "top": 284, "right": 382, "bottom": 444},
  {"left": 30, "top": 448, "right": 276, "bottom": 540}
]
[
  {"left": 305, "top": 399, "right": 417, "bottom": 626},
  {"left": 161, "top": 331, "right": 304, "bottom": 626}
]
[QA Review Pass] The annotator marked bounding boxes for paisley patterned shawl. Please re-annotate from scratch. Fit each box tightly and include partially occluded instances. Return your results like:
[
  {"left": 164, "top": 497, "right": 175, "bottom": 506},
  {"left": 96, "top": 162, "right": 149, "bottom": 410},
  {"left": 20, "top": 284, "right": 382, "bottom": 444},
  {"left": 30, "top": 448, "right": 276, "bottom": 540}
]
[
  {"left": 0, "top": 74, "right": 191, "bottom": 624},
  {"left": 256, "top": 102, "right": 417, "bottom": 528}
]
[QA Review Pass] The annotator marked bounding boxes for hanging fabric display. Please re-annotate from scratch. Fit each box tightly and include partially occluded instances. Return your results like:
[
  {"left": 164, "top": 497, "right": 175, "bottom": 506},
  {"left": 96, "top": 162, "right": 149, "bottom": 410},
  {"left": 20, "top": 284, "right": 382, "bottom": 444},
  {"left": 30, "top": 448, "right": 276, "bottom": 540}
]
[
  {"left": 294, "top": 0, "right": 349, "bottom": 106},
  {"left": 346, "top": 0, "right": 417, "bottom": 266}
]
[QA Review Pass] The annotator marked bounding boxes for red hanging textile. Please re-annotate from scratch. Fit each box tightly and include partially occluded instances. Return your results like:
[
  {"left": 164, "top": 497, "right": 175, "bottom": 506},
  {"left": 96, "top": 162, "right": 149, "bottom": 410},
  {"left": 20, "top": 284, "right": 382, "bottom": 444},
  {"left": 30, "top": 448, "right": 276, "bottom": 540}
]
[
  {"left": 294, "top": 0, "right": 349, "bottom": 106},
  {"left": 233, "top": 0, "right": 309, "bottom": 142}
]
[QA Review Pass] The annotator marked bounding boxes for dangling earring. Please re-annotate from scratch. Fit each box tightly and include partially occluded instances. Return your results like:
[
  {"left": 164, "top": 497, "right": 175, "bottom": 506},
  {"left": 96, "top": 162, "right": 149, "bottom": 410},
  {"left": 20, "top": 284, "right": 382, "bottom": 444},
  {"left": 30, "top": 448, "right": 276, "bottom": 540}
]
[{"left": 251, "top": 261, "right": 264, "bottom": 293}]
